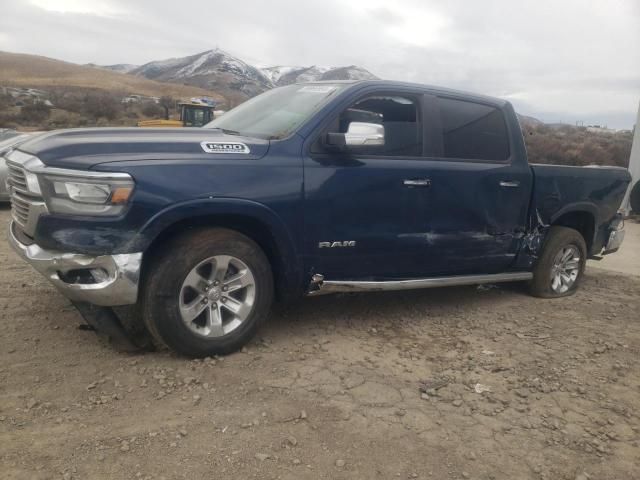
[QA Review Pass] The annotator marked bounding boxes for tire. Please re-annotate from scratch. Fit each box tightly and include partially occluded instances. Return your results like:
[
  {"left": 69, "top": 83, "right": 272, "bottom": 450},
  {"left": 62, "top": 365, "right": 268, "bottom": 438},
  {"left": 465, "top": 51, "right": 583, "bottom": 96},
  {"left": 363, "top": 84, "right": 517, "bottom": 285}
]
[
  {"left": 530, "top": 226, "right": 587, "bottom": 298},
  {"left": 142, "top": 228, "right": 273, "bottom": 357}
]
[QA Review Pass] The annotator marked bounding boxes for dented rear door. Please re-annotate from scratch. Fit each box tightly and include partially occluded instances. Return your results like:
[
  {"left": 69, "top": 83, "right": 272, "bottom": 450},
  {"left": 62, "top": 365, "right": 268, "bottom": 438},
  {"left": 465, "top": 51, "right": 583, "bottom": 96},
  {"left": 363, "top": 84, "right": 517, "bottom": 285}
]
[{"left": 411, "top": 96, "right": 533, "bottom": 276}]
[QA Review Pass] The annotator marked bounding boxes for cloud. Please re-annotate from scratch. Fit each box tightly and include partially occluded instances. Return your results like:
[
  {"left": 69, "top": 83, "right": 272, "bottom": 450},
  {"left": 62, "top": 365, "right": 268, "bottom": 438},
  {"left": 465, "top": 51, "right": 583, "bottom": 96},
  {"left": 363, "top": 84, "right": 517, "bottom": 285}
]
[
  {"left": 367, "top": 7, "right": 405, "bottom": 26},
  {"left": 30, "top": 0, "right": 126, "bottom": 16},
  {"left": 356, "top": 1, "right": 450, "bottom": 48},
  {"left": 1, "top": 0, "right": 638, "bottom": 128}
]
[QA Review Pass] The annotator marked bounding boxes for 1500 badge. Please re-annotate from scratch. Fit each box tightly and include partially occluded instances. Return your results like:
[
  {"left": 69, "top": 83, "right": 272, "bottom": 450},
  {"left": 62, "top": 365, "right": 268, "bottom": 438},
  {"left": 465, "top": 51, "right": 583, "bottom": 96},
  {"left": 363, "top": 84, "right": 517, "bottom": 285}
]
[{"left": 201, "top": 141, "right": 251, "bottom": 154}]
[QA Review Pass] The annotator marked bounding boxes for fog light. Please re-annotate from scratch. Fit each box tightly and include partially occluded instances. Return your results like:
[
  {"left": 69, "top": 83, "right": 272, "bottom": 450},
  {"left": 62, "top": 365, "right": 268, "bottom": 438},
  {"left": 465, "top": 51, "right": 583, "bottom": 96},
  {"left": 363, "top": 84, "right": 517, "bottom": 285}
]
[
  {"left": 58, "top": 268, "right": 110, "bottom": 284},
  {"left": 90, "top": 268, "right": 109, "bottom": 283}
]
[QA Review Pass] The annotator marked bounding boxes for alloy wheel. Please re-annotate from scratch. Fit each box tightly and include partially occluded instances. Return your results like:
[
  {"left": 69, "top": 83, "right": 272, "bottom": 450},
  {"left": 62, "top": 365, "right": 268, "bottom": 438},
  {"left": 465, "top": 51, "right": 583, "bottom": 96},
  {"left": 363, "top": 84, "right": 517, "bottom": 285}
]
[
  {"left": 178, "top": 255, "right": 256, "bottom": 337},
  {"left": 550, "top": 245, "right": 581, "bottom": 294}
]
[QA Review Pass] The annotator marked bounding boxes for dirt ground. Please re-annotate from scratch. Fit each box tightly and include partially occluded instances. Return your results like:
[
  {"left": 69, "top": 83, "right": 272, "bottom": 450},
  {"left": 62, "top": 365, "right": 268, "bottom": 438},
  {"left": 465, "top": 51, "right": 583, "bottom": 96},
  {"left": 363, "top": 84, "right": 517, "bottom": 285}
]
[{"left": 1, "top": 207, "right": 639, "bottom": 480}]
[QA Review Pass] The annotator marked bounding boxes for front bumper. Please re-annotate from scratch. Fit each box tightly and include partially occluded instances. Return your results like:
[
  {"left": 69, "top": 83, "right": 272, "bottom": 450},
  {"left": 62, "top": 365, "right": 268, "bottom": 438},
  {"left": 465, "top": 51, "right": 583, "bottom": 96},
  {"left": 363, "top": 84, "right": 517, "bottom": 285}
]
[{"left": 8, "top": 221, "right": 142, "bottom": 306}]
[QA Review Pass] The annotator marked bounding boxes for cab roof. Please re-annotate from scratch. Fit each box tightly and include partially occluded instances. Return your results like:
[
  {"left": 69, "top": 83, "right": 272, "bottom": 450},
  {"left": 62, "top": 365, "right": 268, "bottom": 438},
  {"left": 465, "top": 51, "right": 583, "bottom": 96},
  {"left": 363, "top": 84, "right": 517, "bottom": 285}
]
[{"left": 302, "top": 79, "right": 508, "bottom": 107}]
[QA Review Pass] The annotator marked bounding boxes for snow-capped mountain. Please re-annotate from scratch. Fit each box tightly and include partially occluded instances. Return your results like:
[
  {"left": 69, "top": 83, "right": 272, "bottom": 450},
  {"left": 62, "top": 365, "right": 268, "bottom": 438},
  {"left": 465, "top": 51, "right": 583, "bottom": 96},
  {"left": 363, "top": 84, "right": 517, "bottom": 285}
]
[
  {"left": 260, "top": 65, "right": 305, "bottom": 85},
  {"left": 264, "top": 65, "right": 376, "bottom": 86},
  {"left": 92, "top": 48, "right": 378, "bottom": 104},
  {"left": 129, "top": 48, "right": 273, "bottom": 98}
]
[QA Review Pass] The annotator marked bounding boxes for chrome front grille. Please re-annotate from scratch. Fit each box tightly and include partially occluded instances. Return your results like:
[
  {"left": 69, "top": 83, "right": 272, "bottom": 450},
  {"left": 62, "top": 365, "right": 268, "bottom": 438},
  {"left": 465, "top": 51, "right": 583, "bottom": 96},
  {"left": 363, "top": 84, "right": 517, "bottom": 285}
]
[
  {"left": 6, "top": 156, "right": 47, "bottom": 237},
  {"left": 7, "top": 162, "right": 28, "bottom": 192},
  {"left": 10, "top": 190, "right": 32, "bottom": 226}
]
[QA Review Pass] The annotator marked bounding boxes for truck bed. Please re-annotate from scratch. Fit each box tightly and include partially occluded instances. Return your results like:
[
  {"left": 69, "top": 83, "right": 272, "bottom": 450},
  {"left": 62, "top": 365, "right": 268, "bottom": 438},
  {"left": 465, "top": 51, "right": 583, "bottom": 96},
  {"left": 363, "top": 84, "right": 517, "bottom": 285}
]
[{"left": 530, "top": 163, "right": 630, "bottom": 254}]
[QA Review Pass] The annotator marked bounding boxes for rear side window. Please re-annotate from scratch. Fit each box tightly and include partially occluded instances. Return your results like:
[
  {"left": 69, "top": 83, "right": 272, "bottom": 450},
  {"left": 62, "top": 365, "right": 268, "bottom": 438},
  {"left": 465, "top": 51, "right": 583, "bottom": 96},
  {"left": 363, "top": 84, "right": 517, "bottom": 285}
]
[{"left": 437, "top": 97, "right": 510, "bottom": 161}]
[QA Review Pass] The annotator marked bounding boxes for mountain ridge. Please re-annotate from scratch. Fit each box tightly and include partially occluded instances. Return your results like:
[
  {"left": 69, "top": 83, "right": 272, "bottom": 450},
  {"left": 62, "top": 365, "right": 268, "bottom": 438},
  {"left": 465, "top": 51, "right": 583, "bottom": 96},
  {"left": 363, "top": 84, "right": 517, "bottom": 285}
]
[{"left": 97, "top": 48, "right": 378, "bottom": 104}]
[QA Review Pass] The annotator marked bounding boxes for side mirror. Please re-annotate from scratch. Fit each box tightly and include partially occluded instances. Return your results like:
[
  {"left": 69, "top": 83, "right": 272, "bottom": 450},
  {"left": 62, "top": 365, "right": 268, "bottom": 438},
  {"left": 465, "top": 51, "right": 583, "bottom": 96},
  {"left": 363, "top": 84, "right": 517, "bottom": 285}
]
[{"left": 325, "top": 122, "right": 385, "bottom": 149}]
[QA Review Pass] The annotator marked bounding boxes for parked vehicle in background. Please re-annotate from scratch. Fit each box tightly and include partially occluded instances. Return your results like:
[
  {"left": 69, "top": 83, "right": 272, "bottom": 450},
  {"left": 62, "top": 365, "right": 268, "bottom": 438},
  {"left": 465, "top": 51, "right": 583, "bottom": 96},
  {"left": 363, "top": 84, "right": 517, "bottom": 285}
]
[
  {"left": 137, "top": 101, "right": 216, "bottom": 128},
  {"left": 0, "top": 130, "right": 32, "bottom": 202},
  {"left": 5, "top": 80, "right": 631, "bottom": 357}
]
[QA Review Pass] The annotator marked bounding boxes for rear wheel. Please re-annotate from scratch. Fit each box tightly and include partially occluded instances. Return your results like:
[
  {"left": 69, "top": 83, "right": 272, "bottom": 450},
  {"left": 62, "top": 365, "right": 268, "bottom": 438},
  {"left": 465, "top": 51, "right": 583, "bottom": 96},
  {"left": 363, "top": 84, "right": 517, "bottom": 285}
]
[
  {"left": 530, "top": 226, "right": 586, "bottom": 298},
  {"left": 142, "top": 228, "right": 273, "bottom": 357}
]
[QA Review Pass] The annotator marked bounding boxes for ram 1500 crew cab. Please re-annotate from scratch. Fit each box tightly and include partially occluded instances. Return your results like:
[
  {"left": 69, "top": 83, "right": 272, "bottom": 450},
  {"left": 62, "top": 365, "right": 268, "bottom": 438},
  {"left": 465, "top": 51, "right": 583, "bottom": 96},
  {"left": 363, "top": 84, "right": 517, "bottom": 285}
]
[{"left": 6, "top": 80, "right": 631, "bottom": 356}]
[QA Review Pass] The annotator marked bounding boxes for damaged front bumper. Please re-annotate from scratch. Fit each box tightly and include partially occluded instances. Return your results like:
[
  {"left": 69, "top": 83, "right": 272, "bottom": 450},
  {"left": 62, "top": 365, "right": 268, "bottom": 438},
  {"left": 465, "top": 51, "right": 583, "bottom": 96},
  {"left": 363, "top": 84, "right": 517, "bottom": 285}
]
[{"left": 8, "top": 221, "right": 141, "bottom": 306}]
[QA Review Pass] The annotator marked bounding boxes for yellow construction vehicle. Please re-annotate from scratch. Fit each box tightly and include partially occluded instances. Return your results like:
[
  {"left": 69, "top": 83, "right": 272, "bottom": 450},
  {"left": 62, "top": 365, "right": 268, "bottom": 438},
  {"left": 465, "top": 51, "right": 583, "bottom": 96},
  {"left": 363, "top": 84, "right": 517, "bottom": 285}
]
[{"left": 138, "top": 101, "right": 215, "bottom": 128}]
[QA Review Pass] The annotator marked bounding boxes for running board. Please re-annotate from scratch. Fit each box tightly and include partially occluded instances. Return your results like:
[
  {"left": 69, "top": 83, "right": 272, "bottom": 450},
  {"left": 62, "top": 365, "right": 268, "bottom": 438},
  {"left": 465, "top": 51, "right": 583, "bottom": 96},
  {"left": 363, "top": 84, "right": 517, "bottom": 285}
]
[{"left": 307, "top": 272, "right": 533, "bottom": 295}]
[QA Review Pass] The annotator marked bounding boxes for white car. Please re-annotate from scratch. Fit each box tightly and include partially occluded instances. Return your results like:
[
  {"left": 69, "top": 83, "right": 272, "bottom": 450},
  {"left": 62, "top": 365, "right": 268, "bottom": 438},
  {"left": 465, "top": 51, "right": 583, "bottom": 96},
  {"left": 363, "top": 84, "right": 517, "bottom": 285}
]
[{"left": 0, "top": 130, "right": 32, "bottom": 202}]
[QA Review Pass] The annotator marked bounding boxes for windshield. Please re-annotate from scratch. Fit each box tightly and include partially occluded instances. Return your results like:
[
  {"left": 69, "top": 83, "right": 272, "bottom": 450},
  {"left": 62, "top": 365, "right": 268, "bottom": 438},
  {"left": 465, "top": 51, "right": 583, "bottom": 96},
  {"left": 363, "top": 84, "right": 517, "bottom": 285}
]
[{"left": 204, "top": 84, "right": 346, "bottom": 139}]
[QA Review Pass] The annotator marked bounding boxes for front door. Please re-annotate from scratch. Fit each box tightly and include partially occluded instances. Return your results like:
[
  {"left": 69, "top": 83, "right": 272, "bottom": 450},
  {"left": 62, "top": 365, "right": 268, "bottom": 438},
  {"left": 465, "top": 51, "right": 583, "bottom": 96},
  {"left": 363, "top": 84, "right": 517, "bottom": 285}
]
[{"left": 303, "top": 91, "right": 434, "bottom": 279}]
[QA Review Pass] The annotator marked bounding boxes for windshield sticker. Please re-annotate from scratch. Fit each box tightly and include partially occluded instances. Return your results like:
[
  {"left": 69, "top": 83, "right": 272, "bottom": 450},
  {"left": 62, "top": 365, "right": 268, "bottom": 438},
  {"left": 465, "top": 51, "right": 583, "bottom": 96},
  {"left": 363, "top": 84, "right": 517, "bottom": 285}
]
[
  {"left": 201, "top": 141, "right": 251, "bottom": 154},
  {"left": 298, "top": 85, "right": 337, "bottom": 93}
]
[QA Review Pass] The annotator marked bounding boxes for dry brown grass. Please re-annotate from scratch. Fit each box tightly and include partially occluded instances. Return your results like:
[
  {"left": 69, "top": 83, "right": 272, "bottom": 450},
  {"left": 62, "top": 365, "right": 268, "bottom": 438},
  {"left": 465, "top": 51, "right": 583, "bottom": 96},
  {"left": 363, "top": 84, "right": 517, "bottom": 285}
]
[{"left": 0, "top": 51, "right": 223, "bottom": 101}]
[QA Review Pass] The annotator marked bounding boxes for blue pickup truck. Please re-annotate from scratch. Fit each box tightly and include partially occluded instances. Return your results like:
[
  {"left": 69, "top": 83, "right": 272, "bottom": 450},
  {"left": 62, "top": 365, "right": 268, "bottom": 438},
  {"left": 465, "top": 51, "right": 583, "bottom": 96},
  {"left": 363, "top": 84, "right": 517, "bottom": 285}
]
[{"left": 5, "top": 80, "right": 631, "bottom": 356}]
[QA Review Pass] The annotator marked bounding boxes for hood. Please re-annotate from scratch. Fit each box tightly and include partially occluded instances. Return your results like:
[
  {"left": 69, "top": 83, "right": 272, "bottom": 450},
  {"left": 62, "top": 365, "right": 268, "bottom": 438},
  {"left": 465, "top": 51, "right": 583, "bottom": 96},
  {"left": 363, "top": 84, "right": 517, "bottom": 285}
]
[
  {"left": 0, "top": 132, "right": 33, "bottom": 156},
  {"left": 17, "top": 127, "right": 270, "bottom": 169}
]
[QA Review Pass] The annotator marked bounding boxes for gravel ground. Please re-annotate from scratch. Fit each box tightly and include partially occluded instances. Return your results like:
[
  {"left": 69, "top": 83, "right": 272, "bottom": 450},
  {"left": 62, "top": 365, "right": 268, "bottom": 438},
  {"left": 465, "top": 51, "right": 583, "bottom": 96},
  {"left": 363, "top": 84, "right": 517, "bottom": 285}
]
[{"left": 1, "top": 207, "right": 639, "bottom": 480}]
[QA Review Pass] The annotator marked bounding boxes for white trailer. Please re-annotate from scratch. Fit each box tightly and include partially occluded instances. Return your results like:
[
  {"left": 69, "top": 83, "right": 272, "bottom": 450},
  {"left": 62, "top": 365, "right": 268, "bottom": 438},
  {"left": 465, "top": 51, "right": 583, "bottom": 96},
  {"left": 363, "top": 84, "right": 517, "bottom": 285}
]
[{"left": 622, "top": 101, "right": 640, "bottom": 214}]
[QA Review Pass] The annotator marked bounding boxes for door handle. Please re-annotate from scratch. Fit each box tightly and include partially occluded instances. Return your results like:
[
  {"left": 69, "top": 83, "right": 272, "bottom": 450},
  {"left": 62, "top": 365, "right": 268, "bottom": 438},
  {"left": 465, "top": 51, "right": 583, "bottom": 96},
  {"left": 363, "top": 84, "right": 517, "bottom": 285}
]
[
  {"left": 403, "top": 179, "right": 431, "bottom": 187},
  {"left": 499, "top": 180, "right": 520, "bottom": 188}
]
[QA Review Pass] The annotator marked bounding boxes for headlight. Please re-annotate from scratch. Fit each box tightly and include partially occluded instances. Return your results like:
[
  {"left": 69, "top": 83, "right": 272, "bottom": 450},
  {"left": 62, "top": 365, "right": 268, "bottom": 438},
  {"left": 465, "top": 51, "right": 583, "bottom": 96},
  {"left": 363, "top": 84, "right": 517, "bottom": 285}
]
[
  {"left": 54, "top": 181, "right": 111, "bottom": 203},
  {"left": 24, "top": 171, "right": 42, "bottom": 195},
  {"left": 7, "top": 149, "right": 136, "bottom": 216},
  {"left": 38, "top": 173, "right": 135, "bottom": 216}
]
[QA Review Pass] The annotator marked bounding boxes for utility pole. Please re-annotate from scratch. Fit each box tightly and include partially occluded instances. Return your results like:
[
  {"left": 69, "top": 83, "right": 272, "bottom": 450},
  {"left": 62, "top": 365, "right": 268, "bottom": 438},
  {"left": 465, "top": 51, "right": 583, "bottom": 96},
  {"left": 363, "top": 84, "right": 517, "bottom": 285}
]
[{"left": 621, "top": 100, "right": 640, "bottom": 214}]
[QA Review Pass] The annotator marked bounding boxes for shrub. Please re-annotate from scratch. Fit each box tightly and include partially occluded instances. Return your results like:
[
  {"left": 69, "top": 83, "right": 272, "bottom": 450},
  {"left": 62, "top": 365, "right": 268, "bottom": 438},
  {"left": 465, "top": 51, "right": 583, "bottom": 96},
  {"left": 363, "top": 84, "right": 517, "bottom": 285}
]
[
  {"left": 83, "top": 93, "right": 120, "bottom": 121},
  {"left": 141, "top": 102, "right": 164, "bottom": 118},
  {"left": 159, "top": 96, "right": 175, "bottom": 120},
  {"left": 522, "top": 123, "right": 632, "bottom": 168},
  {"left": 46, "top": 109, "right": 83, "bottom": 129},
  {"left": 20, "top": 102, "right": 50, "bottom": 124}
]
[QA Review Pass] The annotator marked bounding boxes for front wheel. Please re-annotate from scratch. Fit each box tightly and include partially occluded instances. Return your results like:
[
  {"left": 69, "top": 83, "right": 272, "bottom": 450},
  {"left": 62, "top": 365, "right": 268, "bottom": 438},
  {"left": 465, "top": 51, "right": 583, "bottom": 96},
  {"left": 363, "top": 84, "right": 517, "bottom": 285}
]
[
  {"left": 530, "top": 226, "right": 587, "bottom": 298},
  {"left": 142, "top": 228, "right": 274, "bottom": 357}
]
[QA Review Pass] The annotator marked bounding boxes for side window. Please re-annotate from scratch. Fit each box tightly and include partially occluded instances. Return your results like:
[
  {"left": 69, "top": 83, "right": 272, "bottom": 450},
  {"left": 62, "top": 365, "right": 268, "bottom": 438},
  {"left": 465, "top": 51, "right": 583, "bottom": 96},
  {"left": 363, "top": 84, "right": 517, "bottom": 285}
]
[
  {"left": 337, "top": 95, "right": 422, "bottom": 156},
  {"left": 437, "top": 97, "right": 510, "bottom": 161}
]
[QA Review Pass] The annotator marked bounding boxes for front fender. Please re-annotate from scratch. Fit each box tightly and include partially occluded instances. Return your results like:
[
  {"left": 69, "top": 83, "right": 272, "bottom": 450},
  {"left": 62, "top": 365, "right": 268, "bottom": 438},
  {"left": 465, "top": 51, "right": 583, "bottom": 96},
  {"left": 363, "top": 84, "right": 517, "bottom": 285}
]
[
  {"left": 126, "top": 197, "right": 303, "bottom": 297},
  {"left": 131, "top": 197, "right": 297, "bottom": 258}
]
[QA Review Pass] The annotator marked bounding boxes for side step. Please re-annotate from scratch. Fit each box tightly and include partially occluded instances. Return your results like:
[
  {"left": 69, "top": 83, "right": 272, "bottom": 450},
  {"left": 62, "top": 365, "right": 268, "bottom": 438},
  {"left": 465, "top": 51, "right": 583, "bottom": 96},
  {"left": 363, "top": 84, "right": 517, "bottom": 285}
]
[{"left": 308, "top": 272, "right": 533, "bottom": 295}]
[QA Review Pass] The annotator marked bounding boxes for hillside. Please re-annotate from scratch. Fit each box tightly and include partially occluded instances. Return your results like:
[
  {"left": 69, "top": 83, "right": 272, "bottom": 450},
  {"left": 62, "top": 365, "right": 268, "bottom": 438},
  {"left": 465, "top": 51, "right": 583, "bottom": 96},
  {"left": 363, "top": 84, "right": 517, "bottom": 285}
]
[
  {"left": 86, "top": 63, "right": 138, "bottom": 74},
  {"left": 0, "top": 51, "right": 224, "bottom": 130},
  {"left": 0, "top": 51, "right": 221, "bottom": 100},
  {"left": 519, "top": 117, "right": 632, "bottom": 168}
]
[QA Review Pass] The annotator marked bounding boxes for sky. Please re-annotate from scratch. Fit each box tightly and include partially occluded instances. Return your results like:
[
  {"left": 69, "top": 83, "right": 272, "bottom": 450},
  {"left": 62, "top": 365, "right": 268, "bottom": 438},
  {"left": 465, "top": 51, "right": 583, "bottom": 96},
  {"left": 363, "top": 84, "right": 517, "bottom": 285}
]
[{"left": 1, "top": 0, "right": 639, "bottom": 129}]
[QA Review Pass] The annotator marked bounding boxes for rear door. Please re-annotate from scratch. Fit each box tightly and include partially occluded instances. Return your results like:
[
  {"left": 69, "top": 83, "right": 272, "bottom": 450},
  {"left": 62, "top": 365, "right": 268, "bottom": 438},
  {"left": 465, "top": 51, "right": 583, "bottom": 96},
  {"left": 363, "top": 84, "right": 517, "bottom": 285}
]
[{"left": 414, "top": 96, "right": 533, "bottom": 275}]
